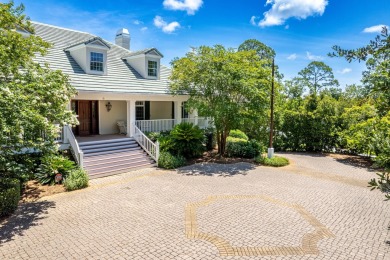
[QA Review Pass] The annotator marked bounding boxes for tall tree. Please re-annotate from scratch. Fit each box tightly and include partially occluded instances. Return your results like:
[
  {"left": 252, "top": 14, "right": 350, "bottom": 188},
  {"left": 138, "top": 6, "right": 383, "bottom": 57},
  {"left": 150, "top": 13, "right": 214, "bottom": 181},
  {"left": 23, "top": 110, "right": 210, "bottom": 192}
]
[
  {"left": 238, "top": 39, "right": 275, "bottom": 60},
  {"left": 330, "top": 26, "right": 389, "bottom": 116},
  {"left": 297, "top": 61, "right": 339, "bottom": 95},
  {"left": 0, "top": 2, "right": 77, "bottom": 178},
  {"left": 169, "top": 45, "right": 271, "bottom": 155}
]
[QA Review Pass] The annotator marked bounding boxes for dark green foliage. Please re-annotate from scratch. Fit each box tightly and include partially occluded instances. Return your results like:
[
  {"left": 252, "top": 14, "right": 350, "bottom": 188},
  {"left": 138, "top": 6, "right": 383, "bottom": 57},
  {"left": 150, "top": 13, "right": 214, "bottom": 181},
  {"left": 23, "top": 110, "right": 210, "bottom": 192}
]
[
  {"left": 204, "top": 128, "right": 215, "bottom": 151},
  {"left": 255, "top": 155, "right": 289, "bottom": 167},
  {"left": 170, "top": 122, "right": 204, "bottom": 158},
  {"left": 0, "top": 153, "right": 41, "bottom": 184},
  {"left": 226, "top": 137, "right": 263, "bottom": 158},
  {"left": 36, "top": 155, "right": 76, "bottom": 185},
  {"left": 64, "top": 168, "right": 89, "bottom": 191},
  {"left": 158, "top": 151, "right": 186, "bottom": 169},
  {"left": 369, "top": 172, "right": 390, "bottom": 200},
  {"left": 228, "top": 130, "right": 249, "bottom": 141},
  {"left": 145, "top": 131, "right": 171, "bottom": 143},
  {"left": 0, "top": 178, "right": 20, "bottom": 217},
  {"left": 158, "top": 135, "right": 175, "bottom": 153}
]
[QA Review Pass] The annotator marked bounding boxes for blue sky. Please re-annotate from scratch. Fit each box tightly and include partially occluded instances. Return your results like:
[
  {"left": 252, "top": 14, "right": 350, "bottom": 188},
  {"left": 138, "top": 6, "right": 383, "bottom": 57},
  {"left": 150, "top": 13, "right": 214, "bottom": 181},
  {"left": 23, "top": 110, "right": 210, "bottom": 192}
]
[{"left": 11, "top": 0, "right": 390, "bottom": 88}]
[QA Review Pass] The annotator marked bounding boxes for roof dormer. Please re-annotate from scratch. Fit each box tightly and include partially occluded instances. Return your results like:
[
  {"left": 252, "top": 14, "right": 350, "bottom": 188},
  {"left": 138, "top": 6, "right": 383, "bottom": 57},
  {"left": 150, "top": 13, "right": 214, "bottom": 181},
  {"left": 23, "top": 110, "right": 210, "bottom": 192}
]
[
  {"left": 123, "top": 48, "right": 163, "bottom": 79},
  {"left": 64, "top": 37, "right": 110, "bottom": 75}
]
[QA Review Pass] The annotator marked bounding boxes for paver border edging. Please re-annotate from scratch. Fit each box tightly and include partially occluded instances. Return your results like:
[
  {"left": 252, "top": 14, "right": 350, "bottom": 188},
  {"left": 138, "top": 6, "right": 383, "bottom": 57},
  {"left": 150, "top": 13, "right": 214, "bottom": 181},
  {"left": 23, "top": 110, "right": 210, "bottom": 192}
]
[{"left": 185, "top": 195, "right": 335, "bottom": 257}]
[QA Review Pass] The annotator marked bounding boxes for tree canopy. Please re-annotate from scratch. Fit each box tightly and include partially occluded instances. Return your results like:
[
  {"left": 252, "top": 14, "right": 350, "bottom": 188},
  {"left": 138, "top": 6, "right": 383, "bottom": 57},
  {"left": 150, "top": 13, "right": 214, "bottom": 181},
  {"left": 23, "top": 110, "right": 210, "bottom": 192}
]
[
  {"left": 297, "top": 61, "right": 339, "bottom": 95},
  {"left": 169, "top": 45, "right": 271, "bottom": 155},
  {"left": 0, "top": 2, "right": 77, "bottom": 178}
]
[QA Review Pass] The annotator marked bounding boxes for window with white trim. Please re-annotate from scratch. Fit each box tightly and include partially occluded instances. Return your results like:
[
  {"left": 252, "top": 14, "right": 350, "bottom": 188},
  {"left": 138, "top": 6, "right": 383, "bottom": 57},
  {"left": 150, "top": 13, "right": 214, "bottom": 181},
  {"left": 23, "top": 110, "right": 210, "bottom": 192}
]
[
  {"left": 135, "top": 101, "right": 145, "bottom": 120},
  {"left": 90, "top": 52, "right": 104, "bottom": 72},
  {"left": 148, "top": 60, "right": 157, "bottom": 77}
]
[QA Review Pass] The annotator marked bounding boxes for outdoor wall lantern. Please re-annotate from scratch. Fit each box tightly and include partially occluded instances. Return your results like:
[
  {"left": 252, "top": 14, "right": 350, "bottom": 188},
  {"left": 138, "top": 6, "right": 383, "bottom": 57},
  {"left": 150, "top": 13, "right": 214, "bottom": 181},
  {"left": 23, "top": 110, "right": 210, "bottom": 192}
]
[{"left": 106, "top": 101, "right": 112, "bottom": 112}]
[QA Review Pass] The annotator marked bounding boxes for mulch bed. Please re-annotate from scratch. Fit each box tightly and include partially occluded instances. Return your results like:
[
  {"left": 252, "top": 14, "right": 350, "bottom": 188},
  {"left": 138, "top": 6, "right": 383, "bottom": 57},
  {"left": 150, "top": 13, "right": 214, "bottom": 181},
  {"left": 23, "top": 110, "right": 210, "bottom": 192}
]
[
  {"left": 187, "top": 150, "right": 256, "bottom": 165},
  {"left": 21, "top": 180, "right": 66, "bottom": 203}
]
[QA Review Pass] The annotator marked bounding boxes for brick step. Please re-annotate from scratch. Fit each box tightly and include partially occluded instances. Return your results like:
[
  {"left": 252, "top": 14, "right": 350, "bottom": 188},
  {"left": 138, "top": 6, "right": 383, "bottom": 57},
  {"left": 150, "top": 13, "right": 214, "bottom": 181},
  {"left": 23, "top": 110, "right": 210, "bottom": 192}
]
[
  {"left": 88, "top": 163, "right": 156, "bottom": 179},
  {"left": 78, "top": 137, "right": 132, "bottom": 146},
  {"left": 81, "top": 143, "right": 139, "bottom": 154},
  {"left": 79, "top": 140, "right": 137, "bottom": 150},
  {"left": 83, "top": 150, "right": 146, "bottom": 163},
  {"left": 84, "top": 153, "right": 148, "bottom": 167},
  {"left": 85, "top": 158, "right": 155, "bottom": 175}
]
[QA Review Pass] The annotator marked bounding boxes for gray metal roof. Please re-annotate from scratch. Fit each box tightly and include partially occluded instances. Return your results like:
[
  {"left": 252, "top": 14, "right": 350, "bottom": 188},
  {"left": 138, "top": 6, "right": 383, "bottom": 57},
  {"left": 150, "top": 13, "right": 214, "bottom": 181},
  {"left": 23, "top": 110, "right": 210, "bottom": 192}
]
[
  {"left": 32, "top": 22, "right": 172, "bottom": 95},
  {"left": 123, "top": 48, "right": 164, "bottom": 58}
]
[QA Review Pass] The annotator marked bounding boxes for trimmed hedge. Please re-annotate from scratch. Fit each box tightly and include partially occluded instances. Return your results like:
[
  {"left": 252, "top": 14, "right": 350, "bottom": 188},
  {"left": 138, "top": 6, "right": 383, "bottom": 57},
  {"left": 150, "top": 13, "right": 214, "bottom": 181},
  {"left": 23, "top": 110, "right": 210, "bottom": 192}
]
[
  {"left": 0, "top": 178, "right": 21, "bottom": 217},
  {"left": 226, "top": 137, "right": 263, "bottom": 158},
  {"left": 228, "top": 130, "right": 249, "bottom": 141},
  {"left": 255, "top": 155, "right": 290, "bottom": 167},
  {"left": 158, "top": 151, "right": 186, "bottom": 169},
  {"left": 64, "top": 168, "right": 89, "bottom": 191}
]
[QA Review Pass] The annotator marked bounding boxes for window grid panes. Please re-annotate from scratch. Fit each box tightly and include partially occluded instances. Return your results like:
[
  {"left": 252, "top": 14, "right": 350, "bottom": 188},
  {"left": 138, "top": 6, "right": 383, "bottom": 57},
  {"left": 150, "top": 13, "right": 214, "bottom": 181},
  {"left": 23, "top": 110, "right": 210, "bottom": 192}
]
[
  {"left": 148, "top": 61, "right": 157, "bottom": 77},
  {"left": 90, "top": 52, "right": 103, "bottom": 72}
]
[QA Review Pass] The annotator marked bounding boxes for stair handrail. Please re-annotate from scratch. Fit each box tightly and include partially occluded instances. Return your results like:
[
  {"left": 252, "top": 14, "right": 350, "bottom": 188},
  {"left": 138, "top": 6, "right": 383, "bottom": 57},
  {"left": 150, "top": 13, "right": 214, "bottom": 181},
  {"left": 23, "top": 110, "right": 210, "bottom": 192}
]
[
  {"left": 133, "top": 124, "right": 158, "bottom": 162},
  {"left": 63, "top": 125, "right": 83, "bottom": 167}
]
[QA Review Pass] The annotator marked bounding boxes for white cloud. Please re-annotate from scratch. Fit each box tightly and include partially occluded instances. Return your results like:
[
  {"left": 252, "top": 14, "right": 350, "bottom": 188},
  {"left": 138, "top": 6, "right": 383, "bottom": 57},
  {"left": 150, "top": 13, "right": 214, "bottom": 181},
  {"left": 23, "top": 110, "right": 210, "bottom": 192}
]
[
  {"left": 250, "top": 16, "right": 258, "bottom": 26},
  {"left": 133, "top": 20, "right": 143, "bottom": 25},
  {"left": 363, "top": 24, "right": 389, "bottom": 33},
  {"left": 163, "top": 0, "right": 203, "bottom": 15},
  {"left": 287, "top": 53, "right": 297, "bottom": 60},
  {"left": 153, "top": 16, "right": 180, "bottom": 33},
  {"left": 306, "top": 51, "right": 323, "bottom": 61},
  {"left": 338, "top": 68, "right": 352, "bottom": 74},
  {"left": 259, "top": 0, "right": 328, "bottom": 27},
  {"left": 140, "top": 27, "right": 148, "bottom": 32}
]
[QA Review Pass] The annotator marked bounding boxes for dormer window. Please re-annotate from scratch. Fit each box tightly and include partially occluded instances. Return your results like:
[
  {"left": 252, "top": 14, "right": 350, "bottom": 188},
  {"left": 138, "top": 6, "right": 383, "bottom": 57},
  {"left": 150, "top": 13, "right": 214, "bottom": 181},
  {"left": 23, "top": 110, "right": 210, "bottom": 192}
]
[
  {"left": 90, "top": 52, "right": 104, "bottom": 72},
  {"left": 64, "top": 37, "right": 110, "bottom": 75},
  {"left": 148, "top": 60, "right": 157, "bottom": 77}
]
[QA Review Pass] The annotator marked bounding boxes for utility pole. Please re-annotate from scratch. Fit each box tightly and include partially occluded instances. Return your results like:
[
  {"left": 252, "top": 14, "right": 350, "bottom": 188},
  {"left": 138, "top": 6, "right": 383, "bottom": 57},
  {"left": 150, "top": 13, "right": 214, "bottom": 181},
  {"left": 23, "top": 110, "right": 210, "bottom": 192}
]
[{"left": 268, "top": 58, "right": 275, "bottom": 159}]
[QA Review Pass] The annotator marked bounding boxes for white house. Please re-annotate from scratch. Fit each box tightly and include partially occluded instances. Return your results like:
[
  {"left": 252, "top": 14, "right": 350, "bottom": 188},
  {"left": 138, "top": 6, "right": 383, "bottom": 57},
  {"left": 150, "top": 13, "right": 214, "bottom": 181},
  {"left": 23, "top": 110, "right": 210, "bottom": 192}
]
[{"left": 31, "top": 22, "right": 208, "bottom": 178}]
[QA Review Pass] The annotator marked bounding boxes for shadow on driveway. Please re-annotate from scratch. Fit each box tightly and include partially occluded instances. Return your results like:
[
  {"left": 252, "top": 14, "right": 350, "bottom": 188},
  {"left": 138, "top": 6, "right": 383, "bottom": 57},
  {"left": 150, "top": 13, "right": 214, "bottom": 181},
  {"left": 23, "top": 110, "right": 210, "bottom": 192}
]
[
  {"left": 0, "top": 200, "right": 55, "bottom": 245},
  {"left": 177, "top": 162, "right": 256, "bottom": 177}
]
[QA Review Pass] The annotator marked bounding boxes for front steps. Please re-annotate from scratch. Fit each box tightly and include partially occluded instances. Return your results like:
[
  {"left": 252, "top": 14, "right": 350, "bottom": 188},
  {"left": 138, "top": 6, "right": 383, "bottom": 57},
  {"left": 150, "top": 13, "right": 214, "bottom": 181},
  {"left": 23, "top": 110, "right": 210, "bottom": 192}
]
[{"left": 79, "top": 138, "right": 155, "bottom": 179}]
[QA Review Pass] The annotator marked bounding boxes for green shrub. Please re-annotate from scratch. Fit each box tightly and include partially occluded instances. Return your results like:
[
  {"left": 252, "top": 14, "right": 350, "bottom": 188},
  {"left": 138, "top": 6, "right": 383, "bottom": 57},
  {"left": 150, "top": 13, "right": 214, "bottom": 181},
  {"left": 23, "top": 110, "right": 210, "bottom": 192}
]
[
  {"left": 0, "top": 178, "right": 21, "bottom": 217},
  {"left": 158, "top": 151, "right": 186, "bottom": 169},
  {"left": 36, "top": 155, "right": 76, "bottom": 185},
  {"left": 229, "top": 129, "right": 249, "bottom": 141},
  {"left": 158, "top": 135, "right": 176, "bottom": 153},
  {"left": 170, "top": 122, "right": 205, "bottom": 158},
  {"left": 64, "top": 168, "right": 89, "bottom": 191},
  {"left": 146, "top": 131, "right": 171, "bottom": 143},
  {"left": 255, "top": 155, "right": 290, "bottom": 167},
  {"left": 226, "top": 138, "right": 263, "bottom": 158}
]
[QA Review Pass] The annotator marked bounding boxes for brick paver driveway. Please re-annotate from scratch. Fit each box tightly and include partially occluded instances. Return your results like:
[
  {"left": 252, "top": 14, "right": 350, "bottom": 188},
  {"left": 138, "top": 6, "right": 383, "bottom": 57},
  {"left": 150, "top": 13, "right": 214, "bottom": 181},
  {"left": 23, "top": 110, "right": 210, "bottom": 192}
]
[{"left": 1, "top": 153, "right": 389, "bottom": 259}]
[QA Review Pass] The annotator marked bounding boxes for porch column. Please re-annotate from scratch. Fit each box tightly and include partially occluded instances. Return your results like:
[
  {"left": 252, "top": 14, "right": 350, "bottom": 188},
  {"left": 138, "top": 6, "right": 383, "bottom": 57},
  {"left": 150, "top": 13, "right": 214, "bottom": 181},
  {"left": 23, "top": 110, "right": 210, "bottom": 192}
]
[
  {"left": 193, "top": 109, "right": 199, "bottom": 126},
  {"left": 174, "top": 101, "right": 182, "bottom": 125},
  {"left": 126, "top": 100, "right": 136, "bottom": 137}
]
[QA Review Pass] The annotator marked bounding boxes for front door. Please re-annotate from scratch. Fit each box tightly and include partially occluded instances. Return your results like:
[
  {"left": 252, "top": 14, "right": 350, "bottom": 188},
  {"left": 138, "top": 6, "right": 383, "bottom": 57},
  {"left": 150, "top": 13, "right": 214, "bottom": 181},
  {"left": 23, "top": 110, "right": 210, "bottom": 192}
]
[{"left": 78, "top": 101, "right": 91, "bottom": 136}]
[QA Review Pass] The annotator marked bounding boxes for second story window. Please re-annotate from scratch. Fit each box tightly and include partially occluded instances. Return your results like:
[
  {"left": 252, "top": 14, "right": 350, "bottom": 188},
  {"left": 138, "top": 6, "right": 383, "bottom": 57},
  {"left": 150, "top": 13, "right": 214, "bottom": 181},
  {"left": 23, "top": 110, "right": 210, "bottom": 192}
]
[
  {"left": 148, "top": 60, "right": 157, "bottom": 77},
  {"left": 90, "top": 52, "right": 104, "bottom": 72}
]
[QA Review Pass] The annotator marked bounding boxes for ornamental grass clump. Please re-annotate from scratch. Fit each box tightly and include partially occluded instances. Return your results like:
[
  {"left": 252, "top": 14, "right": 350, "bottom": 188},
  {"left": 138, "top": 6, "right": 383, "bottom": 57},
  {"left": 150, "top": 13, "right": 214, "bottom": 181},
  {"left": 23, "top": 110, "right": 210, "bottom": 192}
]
[
  {"left": 64, "top": 168, "right": 89, "bottom": 191},
  {"left": 255, "top": 155, "right": 290, "bottom": 167}
]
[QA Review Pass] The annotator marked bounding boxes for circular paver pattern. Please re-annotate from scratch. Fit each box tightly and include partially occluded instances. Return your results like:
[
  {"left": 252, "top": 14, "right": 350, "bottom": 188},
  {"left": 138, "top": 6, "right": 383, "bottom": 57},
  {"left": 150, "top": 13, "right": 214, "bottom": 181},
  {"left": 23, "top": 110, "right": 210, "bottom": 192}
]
[{"left": 0, "top": 153, "right": 389, "bottom": 260}]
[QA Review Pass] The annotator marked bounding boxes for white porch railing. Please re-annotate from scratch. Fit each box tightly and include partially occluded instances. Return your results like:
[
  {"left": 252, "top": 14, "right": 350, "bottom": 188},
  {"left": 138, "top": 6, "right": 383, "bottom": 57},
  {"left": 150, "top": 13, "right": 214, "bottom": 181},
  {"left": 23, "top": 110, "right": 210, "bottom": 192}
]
[
  {"left": 63, "top": 125, "right": 83, "bottom": 167},
  {"left": 54, "top": 124, "right": 63, "bottom": 142},
  {"left": 135, "top": 119, "right": 176, "bottom": 133},
  {"left": 134, "top": 125, "right": 159, "bottom": 162},
  {"left": 135, "top": 117, "right": 209, "bottom": 133}
]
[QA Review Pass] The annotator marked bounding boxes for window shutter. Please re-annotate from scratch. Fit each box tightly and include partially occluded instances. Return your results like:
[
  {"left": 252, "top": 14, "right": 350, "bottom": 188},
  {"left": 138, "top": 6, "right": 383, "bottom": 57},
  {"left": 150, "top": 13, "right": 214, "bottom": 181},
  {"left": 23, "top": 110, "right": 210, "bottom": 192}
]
[{"left": 145, "top": 101, "right": 150, "bottom": 120}]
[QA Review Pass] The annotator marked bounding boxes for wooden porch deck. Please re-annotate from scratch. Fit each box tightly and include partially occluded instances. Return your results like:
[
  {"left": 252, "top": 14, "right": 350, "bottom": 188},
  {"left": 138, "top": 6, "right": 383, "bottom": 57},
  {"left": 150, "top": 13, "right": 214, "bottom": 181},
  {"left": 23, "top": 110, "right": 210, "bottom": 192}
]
[{"left": 76, "top": 134, "right": 128, "bottom": 143}]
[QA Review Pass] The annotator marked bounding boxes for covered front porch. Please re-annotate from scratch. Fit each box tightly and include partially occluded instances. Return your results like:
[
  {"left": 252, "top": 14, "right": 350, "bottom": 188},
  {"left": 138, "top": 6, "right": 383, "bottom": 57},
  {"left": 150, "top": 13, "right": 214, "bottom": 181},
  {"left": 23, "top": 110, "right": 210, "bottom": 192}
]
[{"left": 70, "top": 92, "right": 208, "bottom": 138}]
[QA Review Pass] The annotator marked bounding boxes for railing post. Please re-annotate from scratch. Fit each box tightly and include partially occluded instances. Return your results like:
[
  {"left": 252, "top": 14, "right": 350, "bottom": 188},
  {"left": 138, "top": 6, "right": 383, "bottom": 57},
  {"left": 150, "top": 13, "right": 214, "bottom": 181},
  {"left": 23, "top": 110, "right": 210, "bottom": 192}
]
[
  {"left": 79, "top": 151, "right": 84, "bottom": 168},
  {"left": 156, "top": 141, "right": 160, "bottom": 163}
]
